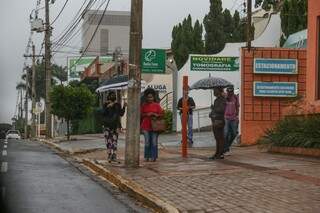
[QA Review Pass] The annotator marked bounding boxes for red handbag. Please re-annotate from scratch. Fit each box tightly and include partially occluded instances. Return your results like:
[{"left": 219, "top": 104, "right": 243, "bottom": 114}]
[{"left": 151, "top": 117, "right": 166, "bottom": 133}]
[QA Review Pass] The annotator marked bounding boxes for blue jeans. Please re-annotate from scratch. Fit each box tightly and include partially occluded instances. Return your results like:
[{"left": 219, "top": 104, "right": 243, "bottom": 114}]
[
  {"left": 143, "top": 131, "right": 158, "bottom": 160},
  {"left": 223, "top": 119, "right": 239, "bottom": 153},
  {"left": 180, "top": 114, "right": 193, "bottom": 143}
]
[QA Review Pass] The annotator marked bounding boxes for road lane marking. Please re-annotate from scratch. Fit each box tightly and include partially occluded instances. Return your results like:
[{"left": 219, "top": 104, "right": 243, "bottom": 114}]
[
  {"left": 4, "top": 145, "right": 7, "bottom": 149},
  {"left": 4, "top": 141, "right": 8, "bottom": 144},
  {"left": 2, "top": 150, "right": 7, "bottom": 156},
  {"left": 1, "top": 162, "right": 8, "bottom": 173}
]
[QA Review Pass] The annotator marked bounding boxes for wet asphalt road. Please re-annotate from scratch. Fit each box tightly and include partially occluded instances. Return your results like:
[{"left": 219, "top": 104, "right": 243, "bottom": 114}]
[{"left": 0, "top": 139, "right": 147, "bottom": 213}]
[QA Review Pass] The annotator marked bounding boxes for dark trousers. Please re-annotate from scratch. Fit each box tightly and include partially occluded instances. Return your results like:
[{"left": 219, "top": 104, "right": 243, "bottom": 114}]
[{"left": 213, "top": 126, "right": 225, "bottom": 157}]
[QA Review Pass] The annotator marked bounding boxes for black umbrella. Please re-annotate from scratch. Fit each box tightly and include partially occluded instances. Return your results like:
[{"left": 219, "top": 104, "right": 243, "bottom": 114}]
[
  {"left": 99, "top": 75, "right": 128, "bottom": 87},
  {"left": 190, "top": 76, "right": 233, "bottom": 90}
]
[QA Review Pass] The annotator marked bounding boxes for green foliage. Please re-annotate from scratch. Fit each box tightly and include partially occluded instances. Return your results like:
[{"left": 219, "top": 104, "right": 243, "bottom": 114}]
[
  {"left": 204, "top": 0, "right": 225, "bottom": 54},
  {"left": 163, "top": 110, "right": 173, "bottom": 133},
  {"left": 171, "top": 15, "right": 204, "bottom": 69},
  {"left": 280, "top": 0, "right": 307, "bottom": 46},
  {"left": 17, "top": 62, "right": 67, "bottom": 101},
  {"left": 71, "top": 108, "right": 103, "bottom": 134},
  {"left": 258, "top": 116, "right": 320, "bottom": 149},
  {"left": 50, "top": 84, "right": 95, "bottom": 139}
]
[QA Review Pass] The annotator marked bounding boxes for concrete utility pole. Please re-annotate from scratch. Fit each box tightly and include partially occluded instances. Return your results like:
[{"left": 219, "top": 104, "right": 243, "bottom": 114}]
[
  {"left": 23, "top": 46, "right": 42, "bottom": 138},
  {"left": 24, "top": 67, "right": 29, "bottom": 139},
  {"left": 125, "top": 0, "right": 143, "bottom": 168},
  {"left": 247, "top": 0, "right": 252, "bottom": 50},
  {"left": 31, "top": 45, "right": 37, "bottom": 138},
  {"left": 114, "top": 47, "right": 122, "bottom": 102},
  {"left": 44, "top": 0, "right": 52, "bottom": 138}
]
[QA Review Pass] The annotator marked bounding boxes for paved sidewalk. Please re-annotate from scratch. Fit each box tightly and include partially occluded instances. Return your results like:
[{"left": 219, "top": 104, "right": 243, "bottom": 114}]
[{"left": 46, "top": 133, "right": 320, "bottom": 212}]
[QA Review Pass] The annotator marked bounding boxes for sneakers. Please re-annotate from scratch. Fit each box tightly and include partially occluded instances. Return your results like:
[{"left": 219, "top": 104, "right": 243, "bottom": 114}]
[
  {"left": 224, "top": 151, "right": 231, "bottom": 156},
  {"left": 208, "top": 155, "right": 224, "bottom": 160}
]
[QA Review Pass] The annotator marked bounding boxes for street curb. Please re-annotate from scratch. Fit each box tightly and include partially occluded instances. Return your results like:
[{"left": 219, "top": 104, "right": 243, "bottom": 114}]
[
  {"left": 82, "top": 159, "right": 180, "bottom": 213},
  {"left": 35, "top": 138, "right": 104, "bottom": 155}
]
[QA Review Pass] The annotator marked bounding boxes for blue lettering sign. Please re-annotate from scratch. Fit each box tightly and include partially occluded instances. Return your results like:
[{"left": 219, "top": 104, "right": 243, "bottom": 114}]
[
  {"left": 254, "top": 58, "right": 298, "bottom": 74},
  {"left": 253, "top": 82, "right": 298, "bottom": 97}
]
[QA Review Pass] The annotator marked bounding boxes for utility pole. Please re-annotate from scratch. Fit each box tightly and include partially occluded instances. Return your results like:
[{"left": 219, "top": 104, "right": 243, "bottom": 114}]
[
  {"left": 114, "top": 47, "right": 122, "bottom": 102},
  {"left": 24, "top": 67, "right": 30, "bottom": 139},
  {"left": 23, "top": 46, "right": 42, "bottom": 138},
  {"left": 247, "top": 0, "right": 252, "bottom": 50},
  {"left": 44, "top": 0, "right": 52, "bottom": 138},
  {"left": 125, "top": 0, "right": 143, "bottom": 168},
  {"left": 31, "top": 45, "right": 37, "bottom": 138}
]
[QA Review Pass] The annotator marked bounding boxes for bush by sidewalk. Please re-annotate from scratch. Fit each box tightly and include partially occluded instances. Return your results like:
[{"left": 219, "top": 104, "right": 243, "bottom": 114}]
[{"left": 258, "top": 115, "right": 320, "bottom": 149}]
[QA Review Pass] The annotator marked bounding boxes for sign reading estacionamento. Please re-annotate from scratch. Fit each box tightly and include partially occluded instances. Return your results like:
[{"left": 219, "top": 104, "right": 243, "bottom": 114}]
[
  {"left": 141, "top": 49, "right": 166, "bottom": 74},
  {"left": 254, "top": 58, "right": 298, "bottom": 74},
  {"left": 190, "top": 56, "right": 239, "bottom": 72},
  {"left": 253, "top": 82, "right": 298, "bottom": 97}
]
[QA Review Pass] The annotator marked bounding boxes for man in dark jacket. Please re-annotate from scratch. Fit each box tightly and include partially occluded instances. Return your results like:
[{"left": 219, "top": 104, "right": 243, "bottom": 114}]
[
  {"left": 209, "top": 87, "right": 226, "bottom": 159},
  {"left": 177, "top": 91, "right": 196, "bottom": 144}
]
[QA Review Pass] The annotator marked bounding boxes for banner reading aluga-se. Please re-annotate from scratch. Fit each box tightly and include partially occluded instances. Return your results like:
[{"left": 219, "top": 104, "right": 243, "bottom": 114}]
[{"left": 190, "top": 55, "right": 240, "bottom": 72}]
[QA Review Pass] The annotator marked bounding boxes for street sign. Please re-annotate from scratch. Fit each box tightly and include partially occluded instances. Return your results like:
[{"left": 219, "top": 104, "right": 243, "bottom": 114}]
[
  {"left": 254, "top": 58, "right": 298, "bottom": 74},
  {"left": 253, "top": 82, "right": 298, "bottom": 97},
  {"left": 141, "top": 49, "right": 166, "bottom": 74},
  {"left": 33, "top": 101, "right": 44, "bottom": 114},
  {"left": 68, "top": 56, "right": 112, "bottom": 80},
  {"left": 190, "top": 56, "right": 239, "bottom": 72}
]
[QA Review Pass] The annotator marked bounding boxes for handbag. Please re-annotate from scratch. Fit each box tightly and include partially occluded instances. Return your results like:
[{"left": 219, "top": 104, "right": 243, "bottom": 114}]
[{"left": 151, "top": 117, "right": 166, "bottom": 133}]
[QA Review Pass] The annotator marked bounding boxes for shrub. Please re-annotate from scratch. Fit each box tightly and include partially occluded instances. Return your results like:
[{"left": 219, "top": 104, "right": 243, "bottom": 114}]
[
  {"left": 258, "top": 115, "right": 320, "bottom": 149},
  {"left": 163, "top": 110, "right": 173, "bottom": 133}
]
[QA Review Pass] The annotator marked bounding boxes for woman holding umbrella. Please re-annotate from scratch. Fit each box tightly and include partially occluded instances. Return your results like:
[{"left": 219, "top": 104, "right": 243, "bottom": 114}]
[
  {"left": 209, "top": 87, "right": 226, "bottom": 159},
  {"left": 190, "top": 76, "right": 231, "bottom": 160}
]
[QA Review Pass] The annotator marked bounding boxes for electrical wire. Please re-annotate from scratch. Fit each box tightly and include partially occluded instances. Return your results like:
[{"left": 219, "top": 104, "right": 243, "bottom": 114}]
[
  {"left": 68, "top": 0, "right": 111, "bottom": 71},
  {"left": 52, "top": 0, "right": 106, "bottom": 53},
  {"left": 51, "top": 0, "right": 69, "bottom": 25}
]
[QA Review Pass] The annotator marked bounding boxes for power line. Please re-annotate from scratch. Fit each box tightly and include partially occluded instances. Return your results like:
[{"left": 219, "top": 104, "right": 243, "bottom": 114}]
[
  {"left": 68, "top": 0, "right": 112, "bottom": 71},
  {"left": 51, "top": 0, "right": 69, "bottom": 25},
  {"left": 52, "top": 0, "right": 106, "bottom": 53}
]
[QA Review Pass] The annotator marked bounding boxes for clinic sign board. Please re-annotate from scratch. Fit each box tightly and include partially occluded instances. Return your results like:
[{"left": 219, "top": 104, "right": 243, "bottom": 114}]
[
  {"left": 190, "top": 56, "right": 239, "bottom": 72},
  {"left": 254, "top": 58, "right": 298, "bottom": 74},
  {"left": 68, "top": 56, "right": 112, "bottom": 80},
  {"left": 253, "top": 82, "right": 298, "bottom": 97},
  {"left": 141, "top": 49, "right": 166, "bottom": 74}
]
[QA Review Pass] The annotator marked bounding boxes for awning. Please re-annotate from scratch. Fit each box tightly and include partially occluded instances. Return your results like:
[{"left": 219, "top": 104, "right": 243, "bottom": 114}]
[
  {"left": 283, "top": 29, "right": 307, "bottom": 49},
  {"left": 96, "top": 75, "right": 146, "bottom": 93}
]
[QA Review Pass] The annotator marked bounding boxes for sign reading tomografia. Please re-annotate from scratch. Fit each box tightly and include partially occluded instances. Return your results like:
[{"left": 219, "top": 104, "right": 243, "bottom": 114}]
[
  {"left": 190, "top": 56, "right": 239, "bottom": 72},
  {"left": 253, "top": 82, "right": 298, "bottom": 97},
  {"left": 254, "top": 58, "right": 298, "bottom": 74}
]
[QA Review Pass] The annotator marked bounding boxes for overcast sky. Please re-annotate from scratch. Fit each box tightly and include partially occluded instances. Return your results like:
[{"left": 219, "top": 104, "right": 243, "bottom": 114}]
[{"left": 0, "top": 0, "right": 238, "bottom": 123}]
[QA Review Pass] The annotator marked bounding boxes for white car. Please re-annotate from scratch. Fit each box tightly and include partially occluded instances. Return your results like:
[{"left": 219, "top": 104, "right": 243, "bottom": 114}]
[{"left": 6, "top": 130, "right": 21, "bottom": 140}]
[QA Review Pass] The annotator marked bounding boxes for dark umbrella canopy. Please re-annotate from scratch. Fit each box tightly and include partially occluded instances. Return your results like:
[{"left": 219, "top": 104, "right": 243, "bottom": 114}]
[
  {"left": 190, "top": 77, "right": 233, "bottom": 90},
  {"left": 99, "top": 75, "right": 128, "bottom": 86}
]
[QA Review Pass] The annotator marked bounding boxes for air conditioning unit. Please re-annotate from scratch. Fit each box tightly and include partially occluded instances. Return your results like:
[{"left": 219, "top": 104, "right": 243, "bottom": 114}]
[{"left": 31, "top": 18, "right": 44, "bottom": 32}]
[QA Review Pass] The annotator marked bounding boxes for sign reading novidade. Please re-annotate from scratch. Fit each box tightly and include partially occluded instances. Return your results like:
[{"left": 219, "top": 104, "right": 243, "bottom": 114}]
[
  {"left": 254, "top": 58, "right": 298, "bottom": 74},
  {"left": 253, "top": 82, "right": 298, "bottom": 97},
  {"left": 190, "top": 56, "right": 239, "bottom": 72},
  {"left": 141, "top": 49, "right": 166, "bottom": 74}
]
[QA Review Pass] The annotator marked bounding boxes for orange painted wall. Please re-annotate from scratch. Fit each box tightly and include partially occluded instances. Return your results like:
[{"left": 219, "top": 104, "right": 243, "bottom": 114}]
[
  {"left": 306, "top": 0, "right": 320, "bottom": 101},
  {"left": 241, "top": 48, "right": 307, "bottom": 145}
]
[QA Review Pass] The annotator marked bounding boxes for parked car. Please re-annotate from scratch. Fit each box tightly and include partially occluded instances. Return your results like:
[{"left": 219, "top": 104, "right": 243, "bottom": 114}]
[{"left": 6, "top": 130, "right": 21, "bottom": 140}]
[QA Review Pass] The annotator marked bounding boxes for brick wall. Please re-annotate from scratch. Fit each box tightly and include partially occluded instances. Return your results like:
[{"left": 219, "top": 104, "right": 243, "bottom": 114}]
[{"left": 241, "top": 48, "right": 307, "bottom": 145}]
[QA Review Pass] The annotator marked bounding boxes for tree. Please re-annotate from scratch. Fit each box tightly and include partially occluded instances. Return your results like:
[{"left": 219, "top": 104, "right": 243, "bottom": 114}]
[
  {"left": 280, "top": 0, "right": 307, "bottom": 46},
  {"left": 204, "top": 0, "right": 225, "bottom": 54},
  {"left": 17, "top": 62, "right": 68, "bottom": 101},
  {"left": 223, "top": 9, "right": 234, "bottom": 42},
  {"left": 50, "top": 84, "right": 95, "bottom": 140},
  {"left": 171, "top": 15, "right": 204, "bottom": 69}
]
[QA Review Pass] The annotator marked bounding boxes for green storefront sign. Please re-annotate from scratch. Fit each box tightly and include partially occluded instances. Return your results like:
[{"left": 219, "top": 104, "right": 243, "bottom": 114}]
[
  {"left": 141, "top": 49, "right": 166, "bottom": 74},
  {"left": 190, "top": 56, "right": 239, "bottom": 72},
  {"left": 68, "top": 56, "right": 112, "bottom": 79}
]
